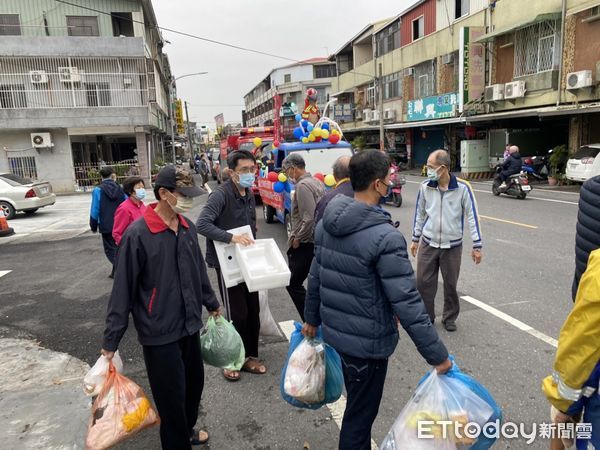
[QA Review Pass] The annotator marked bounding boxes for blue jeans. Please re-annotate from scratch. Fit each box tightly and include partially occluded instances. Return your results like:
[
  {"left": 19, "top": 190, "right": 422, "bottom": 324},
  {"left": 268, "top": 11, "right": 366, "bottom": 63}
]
[{"left": 577, "top": 393, "right": 600, "bottom": 449}]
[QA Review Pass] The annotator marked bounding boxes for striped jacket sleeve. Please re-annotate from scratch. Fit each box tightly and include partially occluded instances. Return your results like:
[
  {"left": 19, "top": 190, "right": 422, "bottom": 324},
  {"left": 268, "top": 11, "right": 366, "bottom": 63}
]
[
  {"left": 412, "top": 183, "right": 427, "bottom": 243},
  {"left": 460, "top": 181, "right": 482, "bottom": 249}
]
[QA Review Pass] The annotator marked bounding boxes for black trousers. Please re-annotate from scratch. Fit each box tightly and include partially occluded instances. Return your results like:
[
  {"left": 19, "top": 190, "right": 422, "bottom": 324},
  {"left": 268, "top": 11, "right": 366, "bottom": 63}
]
[
  {"left": 143, "top": 333, "right": 204, "bottom": 450},
  {"left": 286, "top": 243, "right": 314, "bottom": 321},
  {"left": 215, "top": 267, "right": 260, "bottom": 358},
  {"left": 338, "top": 353, "right": 389, "bottom": 450},
  {"left": 101, "top": 232, "right": 117, "bottom": 265}
]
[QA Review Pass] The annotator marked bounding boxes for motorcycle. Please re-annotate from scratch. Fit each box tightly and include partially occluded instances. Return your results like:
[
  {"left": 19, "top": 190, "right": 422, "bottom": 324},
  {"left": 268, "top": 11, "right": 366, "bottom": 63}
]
[
  {"left": 385, "top": 164, "right": 406, "bottom": 207},
  {"left": 522, "top": 149, "right": 552, "bottom": 182},
  {"left": 492, "top": 165, "right": 531, "bottom": 199}
]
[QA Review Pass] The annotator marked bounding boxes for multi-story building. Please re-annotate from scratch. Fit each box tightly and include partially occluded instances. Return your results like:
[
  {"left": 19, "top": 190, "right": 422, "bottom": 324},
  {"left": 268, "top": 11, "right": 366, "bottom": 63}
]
[
  {"left": 0, "top": 0, "right": 173, "bottom": 192},
  {"left": 244, "top": 58, "right": 336, "bottom": 140},
  {"left": 330, "top": 0, "right": 600, "bottom": 173}
]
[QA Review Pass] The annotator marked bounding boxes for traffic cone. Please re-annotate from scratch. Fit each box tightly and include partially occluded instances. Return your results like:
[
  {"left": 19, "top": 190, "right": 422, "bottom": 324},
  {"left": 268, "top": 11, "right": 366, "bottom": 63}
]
[{"left": 0, "top": 209, "right": 15, "bottom": 237}]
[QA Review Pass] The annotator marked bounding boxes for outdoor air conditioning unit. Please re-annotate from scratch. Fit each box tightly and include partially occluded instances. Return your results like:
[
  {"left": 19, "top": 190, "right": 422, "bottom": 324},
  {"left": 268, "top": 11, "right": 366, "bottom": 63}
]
[
  {"left": 58, "top": 66, "right": 81, "bottom": 83},
  {"left": 384, "top": 109, "right": 396, "bottom": 120},
  {"left": 29, "top": 70, "right": 48, "bottom": 84},
  {"left": 31, "top": 132, "right": 53, "bottom": 148},
  {"left": 355, "top": 109, "right": 363, "bottom": 120},
  {"left": 442, "top": 54, "right": 454, "bottom": 65},
  {"left": 404, "top": 67, "right": 415, "bottom": 77},
  {"left": 566, "top": 70, "right": 594, "bottom": 90},
  {"left": 484, "top": 84, "right": 505, "bottom": 102},
  {"left": 372, "top": 110, "right": 380, "bottom": 122},
  {"left": 363, "top": 108, "right": 372, "bottom": 122},
  {"left": 504, "top": 80, "right": 526, "bottom": 99}
]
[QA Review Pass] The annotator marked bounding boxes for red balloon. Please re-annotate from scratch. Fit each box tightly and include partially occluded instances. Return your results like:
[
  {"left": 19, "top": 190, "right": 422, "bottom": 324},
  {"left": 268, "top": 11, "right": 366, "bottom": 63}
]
[
  {"left": 273, "top": 140, "right": 280, "bottom": 148},
  {"left": 267, "top": 171, "right": 279, "bottom": 182},
  {"left": 329, "top": 134, "right": 340, "bottom": 144},
  {"left": 315, "top": 137, "right": 322, "bottom": 142},
  {"left": 314, "top": 173, "right": 325, "bottom": 182}
]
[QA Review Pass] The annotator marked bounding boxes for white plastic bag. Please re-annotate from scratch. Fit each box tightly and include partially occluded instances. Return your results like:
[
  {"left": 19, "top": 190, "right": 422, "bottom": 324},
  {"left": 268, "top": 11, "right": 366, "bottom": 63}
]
[
  {"left": 380, "top": 370, "right": 494, "bottom": 450},
  {"left": 83, "top": 351, "right": 123, "bottom": 397},
  {"left": 259, "top": 290, "right": 282, "bottom": 337},
  {"left": 283, "top": 339, "right": 326, "bottom": 404}
]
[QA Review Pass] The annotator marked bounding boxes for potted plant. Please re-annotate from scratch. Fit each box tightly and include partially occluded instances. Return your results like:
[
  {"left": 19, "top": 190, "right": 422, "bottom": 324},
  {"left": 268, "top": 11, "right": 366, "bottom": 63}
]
[{"left": 548, "top": 144, "right": 568, "bottom": 186}]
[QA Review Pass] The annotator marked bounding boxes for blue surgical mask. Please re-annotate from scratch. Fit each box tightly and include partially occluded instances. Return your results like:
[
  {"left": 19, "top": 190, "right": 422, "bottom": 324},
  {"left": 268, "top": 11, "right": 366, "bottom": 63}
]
[
  {"left": 427, "top": 167, "right": 441, "bottom": 181},
  {"left": 239, "top": 173, "right": 255, "bottom": 188},
  {"left": 135, "top": 188, "right": 146, "bottom": 200}
]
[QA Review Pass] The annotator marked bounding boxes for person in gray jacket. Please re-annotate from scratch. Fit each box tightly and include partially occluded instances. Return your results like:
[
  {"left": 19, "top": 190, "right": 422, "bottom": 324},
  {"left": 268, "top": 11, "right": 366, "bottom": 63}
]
[
  {"left": 410, "top": 149, "right": 483, "bottom": 332},
  {"left": 304, "top": 150, "right": 450, "bottom": 450}
]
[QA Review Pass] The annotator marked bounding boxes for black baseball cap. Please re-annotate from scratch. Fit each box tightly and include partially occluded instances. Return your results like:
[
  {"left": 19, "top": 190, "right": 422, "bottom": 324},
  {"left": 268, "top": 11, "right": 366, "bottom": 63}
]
[{"left": 154, "top": 165, "right": 206, "bottom": 197}]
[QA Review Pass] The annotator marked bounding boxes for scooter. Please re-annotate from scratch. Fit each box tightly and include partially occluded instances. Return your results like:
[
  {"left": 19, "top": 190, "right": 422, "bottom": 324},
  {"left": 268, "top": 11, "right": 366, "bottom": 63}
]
[
  {"left": 492, "top": 165, "right": 531, "bottom": 199},
  {"left": 385, "top": 164, "right": 406, "bottom": 207},
  {"left": 522, "top": 149, "right": 552, "bottom": 182}
]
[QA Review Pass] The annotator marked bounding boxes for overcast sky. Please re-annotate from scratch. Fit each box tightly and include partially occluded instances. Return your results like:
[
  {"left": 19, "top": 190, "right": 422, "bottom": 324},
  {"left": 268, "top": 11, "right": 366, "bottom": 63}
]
[{"left": 152, "top": 0, "right": 417, "bottom": 128}]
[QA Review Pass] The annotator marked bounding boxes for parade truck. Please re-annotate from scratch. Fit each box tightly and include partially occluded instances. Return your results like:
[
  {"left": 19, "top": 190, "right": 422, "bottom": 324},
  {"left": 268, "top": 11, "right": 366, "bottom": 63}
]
[{"left": 258, "top": 140, "right": 353, "bottom": 236}]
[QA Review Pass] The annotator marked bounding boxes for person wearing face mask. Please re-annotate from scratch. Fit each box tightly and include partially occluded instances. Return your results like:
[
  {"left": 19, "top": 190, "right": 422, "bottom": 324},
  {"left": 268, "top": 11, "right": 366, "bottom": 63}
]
[
  {"left": 196, "top": 150, "right": 265, "bottom": 381},
  {"left": 281, "top": 153, "right": 325, "bottom": 321},
  {"left": 302, "top": 150, "right": 451, "bottom": 450},
  {"left": 410, "top": 150, "right": 483, "bottom": 332},
  {"left": 102, "top": 166, "right": 219, "bottom": 449},
  {"left": 112, "top": 176, "right": 147, "bottom": 246}
]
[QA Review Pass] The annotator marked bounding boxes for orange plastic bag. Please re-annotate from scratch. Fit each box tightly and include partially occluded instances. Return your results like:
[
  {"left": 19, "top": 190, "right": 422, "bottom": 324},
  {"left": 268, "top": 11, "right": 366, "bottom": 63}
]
[{"left": 85, "top": 361, "right": 159, "bottom": 450}]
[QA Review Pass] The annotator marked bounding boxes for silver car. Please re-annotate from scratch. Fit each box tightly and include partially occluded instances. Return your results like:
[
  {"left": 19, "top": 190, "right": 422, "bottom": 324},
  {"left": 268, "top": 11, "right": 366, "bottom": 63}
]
[{"left": 0, "top": 173, "right": 56, "bottom": 219}]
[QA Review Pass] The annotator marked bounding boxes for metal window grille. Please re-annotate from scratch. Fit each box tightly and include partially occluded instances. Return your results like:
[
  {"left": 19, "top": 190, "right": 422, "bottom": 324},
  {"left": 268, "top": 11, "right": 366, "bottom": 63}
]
[
  {"left": 73, "top": 161, "right": 139, "bottom": 189},
  {"left": 66, "top": 16, "right": 99, "bottom": 37},
  {"left": 514, "top": 20, "right": 559, "bottom": 77},
  {"left": 8, "top": 156, "right": 37, "bottom": 179},
  {"left": 414, "top": 60, "right": 436, "bottom": 97},
  {"left": 0, "top": 57, "right": 150, "bottom": 109}
]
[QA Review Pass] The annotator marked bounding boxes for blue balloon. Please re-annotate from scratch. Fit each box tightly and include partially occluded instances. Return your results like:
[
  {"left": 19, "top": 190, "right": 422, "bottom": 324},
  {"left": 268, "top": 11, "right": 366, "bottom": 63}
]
[
  {"left": 284, "top": 182, "right": 292, "bottom": 193},
  {"left": 321, "top": 122, "right": 330, "bottom": 131},
  {"left": 295, "top": 114, "right": 302, "bottom": 122},
  {"left": 301, "top": 119, "right": 309, "bottom": 128},
  {"left": 273, "top": 181, "right": 285, "bottom": 193},
  {"left": 293, "top": 127, "right": 303, "bottom": 139},
  {"left": 307, "top": 123, "right": 314, "bottom": 132}
]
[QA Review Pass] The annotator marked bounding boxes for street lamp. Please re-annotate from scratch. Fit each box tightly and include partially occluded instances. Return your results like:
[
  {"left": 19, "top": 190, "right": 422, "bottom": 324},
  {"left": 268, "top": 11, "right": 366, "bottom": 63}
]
[{"left": 169, "top": 72, "right": 208, "bottom": 164}]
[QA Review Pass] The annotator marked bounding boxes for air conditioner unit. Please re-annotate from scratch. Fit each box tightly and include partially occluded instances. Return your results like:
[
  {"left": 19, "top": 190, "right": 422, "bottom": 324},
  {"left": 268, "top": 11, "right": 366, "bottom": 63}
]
[
  {"left": 58, "top": 66, "right": 81, "bottom": 83},
  {"left": 566, "top": 70, "right": 594, "bottom": 90},
  {"left": 384, "top": 109, "right": 396, "bottom": 120},
  {"left": 504, "top": 80, "right": 526, "bottom": 99},
  {"left": 355, "top": 109, "right": 363, "bottom": 120},
  {"left": 372, "top": 110, "right": 380, "bottom": 122},
  {"left": 363, "top": 108, "right": 372, "bottom": 122},
  {"left": 442, "top": 54, "right": 454, "bottom": 65},
  {"left": 29, "top": 70, "right": 48, "bottom": 84},
  {"left": 484, "top": 84, "right": 505, "bottom": 102},
  {"left": 31, "top": 132, "right": 53, "bottom": 148},
  {"left": 404, "top": 67, "right": 415, "bottom": 77}
]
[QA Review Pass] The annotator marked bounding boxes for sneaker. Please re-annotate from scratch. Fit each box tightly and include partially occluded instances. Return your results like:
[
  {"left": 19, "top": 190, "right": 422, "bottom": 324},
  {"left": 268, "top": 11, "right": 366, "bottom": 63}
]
[
  {"left": 499, "top": 182, "right": 507, "bottom": 189},
  {"left": 443, "top": 321, "right": 457, "bottom": 332}
]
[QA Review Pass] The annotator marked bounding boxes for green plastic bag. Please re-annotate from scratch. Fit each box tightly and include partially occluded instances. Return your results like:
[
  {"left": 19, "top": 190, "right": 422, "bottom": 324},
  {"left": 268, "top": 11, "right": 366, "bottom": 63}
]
[{"left": 200, "top": 316, "right": 245, "bottom": 371}]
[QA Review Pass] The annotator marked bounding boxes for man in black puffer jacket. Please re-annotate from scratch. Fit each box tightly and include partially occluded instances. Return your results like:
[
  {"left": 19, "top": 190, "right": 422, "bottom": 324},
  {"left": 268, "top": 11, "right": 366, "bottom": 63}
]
[
  {"left": 573, "top": 175, "right": 600, "bottom": 300},
  {"left": 303, "top": 150, "right": 451, "bottom": 450},
  {"left": 499, "top": 145, "right": 523, "bottom": 189}
]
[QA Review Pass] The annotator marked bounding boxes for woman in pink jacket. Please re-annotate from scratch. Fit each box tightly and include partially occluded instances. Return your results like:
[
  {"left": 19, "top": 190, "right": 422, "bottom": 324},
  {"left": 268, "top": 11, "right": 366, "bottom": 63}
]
[{"left": 112, "top": 176, "right": 147, "bottom": 245}]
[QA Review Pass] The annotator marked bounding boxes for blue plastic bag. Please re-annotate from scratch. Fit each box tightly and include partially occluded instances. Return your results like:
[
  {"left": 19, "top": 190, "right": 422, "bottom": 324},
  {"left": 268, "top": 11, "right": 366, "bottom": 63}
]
[{"left": 280, "top": 322, "right": 343, "bottom": 410}]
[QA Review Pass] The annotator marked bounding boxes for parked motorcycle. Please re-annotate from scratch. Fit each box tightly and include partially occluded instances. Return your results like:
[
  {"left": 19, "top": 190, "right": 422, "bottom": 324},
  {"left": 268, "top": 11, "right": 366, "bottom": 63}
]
[
  {"left": 522, "top": 149, "right": 552, "bottom": 182},
  {"left": 385, "top": 164, "right": 406, "bottom": 207},
  {"left": 492, "top": 165, "right": 531, "bottom": 199}
]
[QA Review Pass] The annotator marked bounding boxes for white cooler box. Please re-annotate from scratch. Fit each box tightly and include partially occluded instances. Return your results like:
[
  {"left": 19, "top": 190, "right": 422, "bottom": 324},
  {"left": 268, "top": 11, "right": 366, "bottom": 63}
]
[
  {"left": 235, "top": 238, "right": 291, "bottom": 292},
  {"left": 214, "top": 225, "right": 252, "bottom": 288}
]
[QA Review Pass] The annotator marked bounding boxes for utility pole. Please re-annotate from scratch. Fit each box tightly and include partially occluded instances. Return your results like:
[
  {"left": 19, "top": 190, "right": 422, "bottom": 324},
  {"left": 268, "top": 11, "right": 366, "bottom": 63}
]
[
  {"left": 378, "top": 63, "right": 385, "bottom": 151},
  {"left": 184, "top": 100, "right": 194, "bottom": 165}
]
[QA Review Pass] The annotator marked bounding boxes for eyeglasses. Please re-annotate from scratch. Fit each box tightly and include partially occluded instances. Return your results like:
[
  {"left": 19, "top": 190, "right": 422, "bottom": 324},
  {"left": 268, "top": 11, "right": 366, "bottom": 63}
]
[{"left": 235, "top": 166, "right": 256, "bottom": 174}]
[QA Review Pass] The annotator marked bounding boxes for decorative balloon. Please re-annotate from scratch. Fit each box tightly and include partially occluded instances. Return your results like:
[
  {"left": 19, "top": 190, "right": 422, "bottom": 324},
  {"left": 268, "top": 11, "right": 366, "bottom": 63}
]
[
  {"left": 324, "top": 174, "right": 336, "bottom": 187},
  {"left": 267, "top": 171, "right": 279, "bottom": 182},
  {"left": 302, "top": 137, "right": 309, "bottom": 144},
  {"left": 253, "top": 137, "right": 262, "bottom": 148},
  {"left": 284, "top": 182, "right": 292, "bottom": 193},
  {"left": 278, "top": 173, "right": 288, "bottom": 183},
  {"left": 321, "top": 122, "right": 330, "bottom": 131},
  {"left": 321, "top": 130, "right": 330, "bottom": 140},
  {"left": 329, "top": 134, "right": 340, "bottom": 144},
  {"left": 295, "top": 113, "right": 302, "bottom": 122},
  {"left": 308, "top": 134, "right": 316, "bottom": 142},
  {"left": 273, "top": 181, "right": 285, "bottom": 193},
  {"left": 307, "top": 123, "right": 314, "bottom": 132},
  {"left": 293, "top": 127, "right": 304, "bottom": 139},
  {"left": 313, "top": 128, "right": 322, "bottom": 138},
  {"left": 314, "top": 173, "right": 325, "bottom": 182}
]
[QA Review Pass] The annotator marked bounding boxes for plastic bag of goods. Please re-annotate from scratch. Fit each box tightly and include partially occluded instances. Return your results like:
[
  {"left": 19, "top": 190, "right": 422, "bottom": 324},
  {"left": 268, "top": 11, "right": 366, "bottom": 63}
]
[
  {"left": 200, "top": 315, "right": 245, "bottom": 371},
  {"left": 83, "top": 351, "right": 124, "bottom": 397},
  {"left": 259, "top": 290, "right": 282, "bottom": 337},
  {"left": 380, "top": 359, "right": 501, "bottom": 450},
  {"left": 85, "top": 362, "right": 159, "bottom": 450}
]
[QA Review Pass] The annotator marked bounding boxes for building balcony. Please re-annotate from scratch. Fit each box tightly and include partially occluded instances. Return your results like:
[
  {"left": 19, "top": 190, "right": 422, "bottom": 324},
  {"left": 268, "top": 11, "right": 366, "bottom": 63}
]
[
  {"left": 1, "top": 36, "right": 146, "bottom": 58},
  {"left": 337, "top": 62, "right": 375, "bottom": 92}
]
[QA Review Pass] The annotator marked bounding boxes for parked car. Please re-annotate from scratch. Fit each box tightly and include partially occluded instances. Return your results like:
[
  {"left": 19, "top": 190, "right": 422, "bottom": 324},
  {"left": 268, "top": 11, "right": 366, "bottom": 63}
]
[
  {"left": 0, "top": 173, "right": 56, "bottom": 219},
  {"left": 566, "top": 144, "right": 600, "bottom": 182},
  {"left": 208, "top": 148, "right": 221, "bottom": 180}
]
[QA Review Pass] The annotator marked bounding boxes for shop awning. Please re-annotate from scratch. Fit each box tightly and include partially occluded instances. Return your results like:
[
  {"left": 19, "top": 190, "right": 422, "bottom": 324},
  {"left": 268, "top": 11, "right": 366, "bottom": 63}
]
[
  {"left": 330, "top": 88, "right": 354, "bottom": 98},
  {"left": 474, "top": 12, "right": 562, "bottom": 43},
  {"left": 385, "top": 117, "right": 466, "bottom": 129}
]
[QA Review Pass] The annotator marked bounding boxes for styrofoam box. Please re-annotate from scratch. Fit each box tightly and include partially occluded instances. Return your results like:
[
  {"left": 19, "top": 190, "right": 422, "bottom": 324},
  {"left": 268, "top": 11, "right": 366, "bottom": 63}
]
[
  {"left": 235, "top": 238, "right": 291, "bottom": 293},
  {"left": 213, "top": 225, "right": 253, "bottom": 288}
]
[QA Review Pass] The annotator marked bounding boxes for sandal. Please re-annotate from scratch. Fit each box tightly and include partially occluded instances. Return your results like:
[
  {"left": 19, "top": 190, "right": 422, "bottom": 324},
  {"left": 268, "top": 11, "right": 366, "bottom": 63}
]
[
  {"left": 222, "top": 369, "right": 240, "bottom": 382},
  {"left": 190, "top": 429, "right": 209, "bottom": 445},
  {"left": 242, "top": 358, "right": 267, "bottom": 375}
]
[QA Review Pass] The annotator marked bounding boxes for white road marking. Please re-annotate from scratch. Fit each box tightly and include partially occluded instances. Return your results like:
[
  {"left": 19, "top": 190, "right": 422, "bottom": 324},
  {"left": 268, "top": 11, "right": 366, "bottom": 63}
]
[
  {"left": 0, "top": 270, "right": 11, "bottom": 278},
  {"left": 461, "top": 295, "right": 558, "bottom": 348},
  {"left": 490, "top": 300, "right": 531, "bottom": 307},
  {"left": 206, "top": 184, "right": 212, "bottom": 194},
  {"left": 278, "top": 320, "right": 378, "bottom": 450}
]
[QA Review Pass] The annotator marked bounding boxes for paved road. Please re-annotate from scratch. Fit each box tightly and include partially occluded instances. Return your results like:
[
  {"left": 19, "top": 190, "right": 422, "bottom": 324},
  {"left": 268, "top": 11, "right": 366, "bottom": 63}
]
[{"left": 0, "top": 177, "right": 582, "bottom": 449}]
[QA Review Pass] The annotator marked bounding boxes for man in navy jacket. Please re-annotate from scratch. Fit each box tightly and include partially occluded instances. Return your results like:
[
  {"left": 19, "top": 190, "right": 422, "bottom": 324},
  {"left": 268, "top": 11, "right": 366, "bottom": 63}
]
[{"left": 303, "top": 150, "right": 451, "bottom": 450}]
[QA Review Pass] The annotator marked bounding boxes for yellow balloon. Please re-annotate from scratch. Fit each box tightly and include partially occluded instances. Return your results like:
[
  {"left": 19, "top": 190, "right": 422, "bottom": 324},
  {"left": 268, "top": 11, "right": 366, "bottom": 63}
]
[
  {"left": 253, "top": 137, "right": 262, "bottom": 147},
  {"left": 302, "top": 137, "right": 309, "bottom": 143},
  {"left": 331, "top": 129, "right": 340, "bottom": 136},
  {"left": 278, "top": 172, "right": 288, "bottom": 182},
  {"left": 313, "top": 128, "right": 322, "bottom": 138},
  {"left": 321, "top": 130, "right": 330, "bottom": 140},
  {"left": 324, "top": 174, "right": 336, "bottom": 187},
  {"left": 308, "top": 134, "right": 316, "bottom": 142}
]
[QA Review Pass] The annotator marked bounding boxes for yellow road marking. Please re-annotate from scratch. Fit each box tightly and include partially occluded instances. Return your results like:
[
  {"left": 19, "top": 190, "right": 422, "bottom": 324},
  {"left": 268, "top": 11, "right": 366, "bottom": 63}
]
[{"left": 479, "top": 215, "right": 538, "bottom": 229}]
